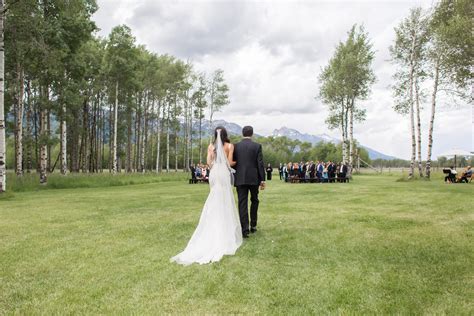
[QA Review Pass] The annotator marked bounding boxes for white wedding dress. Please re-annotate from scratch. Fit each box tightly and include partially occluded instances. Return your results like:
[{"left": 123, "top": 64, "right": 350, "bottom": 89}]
[{"left": 171, "top": 130, "right": 243, "bottom": 265}]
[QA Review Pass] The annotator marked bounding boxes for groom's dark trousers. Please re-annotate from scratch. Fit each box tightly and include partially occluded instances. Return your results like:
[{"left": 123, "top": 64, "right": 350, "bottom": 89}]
[
  {"left": 233, "top": 138, "right": 265, "bottom": 235},
  {"left": 237, "top": 185, "right": 259, "bottom": 233}
]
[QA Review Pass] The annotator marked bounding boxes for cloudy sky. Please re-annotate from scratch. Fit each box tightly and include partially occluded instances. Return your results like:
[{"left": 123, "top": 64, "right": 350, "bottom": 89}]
[{"left": 92, "top": 0, "right": 472, "bottom": 159}]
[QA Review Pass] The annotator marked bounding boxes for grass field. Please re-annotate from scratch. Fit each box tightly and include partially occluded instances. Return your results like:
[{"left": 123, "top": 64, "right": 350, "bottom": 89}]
[{"left": 0, "top": 173, "right": 473, "bottom": 314}]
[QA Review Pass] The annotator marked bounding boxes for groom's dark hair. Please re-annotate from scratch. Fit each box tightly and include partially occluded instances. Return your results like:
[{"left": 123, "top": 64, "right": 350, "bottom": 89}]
[{"left": 242, "top": 126, "right": 253, "bottom": 137}]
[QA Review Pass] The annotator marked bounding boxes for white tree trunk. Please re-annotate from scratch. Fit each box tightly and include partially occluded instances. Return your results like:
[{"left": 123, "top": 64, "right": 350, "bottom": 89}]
[
  {"left": 60, "top": 103, "right": 67, "bottom": 175},
  {"left": 408, "top": 34, "right": 416, "bottom": 178},
  {"left": 39, "top": 101, "right": 48, "bottom": 184},
  {"left": 199, "top": 116, "right": 203, "bottom": 163},
  {"left": 166, "top": 102, "right": 170, "bottom": 172},
  {"left": 348, "top": 98, "right": 354, "bottom": 176},
  {"left": 15, "top": 66, "right": 24, "bottom": 176},
  {"left": 415, "top": 78, "right": 423, "bottom": 177},
  {"left": 0, "top": 1, "right": 5, "bottom": 192},
  {"left": 25, "top": 81, "right": 32, "bottom": 173},
  {"left": 425, "top": 58, "right": 439, "bottom": 179},
  {"left": 340, "top": 101, "right": 348, "bottom": 164},
  {"left": 140, "top": 95, "right": 148, "bottom": 173},
  {"left": 112, "top": 81, "right": 118, "bottom": 174},
  {"left": 155, "top": 101, "right": 162, "bottom": 173}
]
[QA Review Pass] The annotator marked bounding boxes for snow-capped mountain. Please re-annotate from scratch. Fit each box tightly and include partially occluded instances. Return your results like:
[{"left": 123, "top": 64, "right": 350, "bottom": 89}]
[
  {"left": 273, "top": 127, "right": 339, "bottom": 144},
  {"left": 188, "top": 120, "right": 396, "bottom": 160},
  {"left": 272, "top": 126, "right": 396, "bottom": 160}
]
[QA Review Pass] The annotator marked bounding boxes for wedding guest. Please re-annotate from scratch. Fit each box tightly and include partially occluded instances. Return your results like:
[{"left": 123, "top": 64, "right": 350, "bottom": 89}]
[
  {"left": 196, "top": 164, "right": 203, "bottom": 178},
  {"left": 338, "top": 162, "right": 348, "bottom": 182},
  {"left": 294, "top": 162, "right": 300, "bottom": 178},
  {"left": 444, "top": 166, "right": 457, "bottom": 183},
  {"left": 190, "top": 164, "right": 197, "bottom": 180},
  {"left": 316, "top": 161, "right": 324, "bottom": 180},
  {"left": 300, "top": 162, "right": 306, "bottom": 179},
  {"left": 309, "top": 161, "right": 316, "bottom": 180},
  {"left": 322, "top": 163, "right": 329, "bottom": 182},
  {"left": 283, "top": 163, "right": 288, "bottom": 181},
  {"left": 459, "top": 166, "right": 472, "bottom": 183},
  {"left": 327, "top": 161, "right": 335, "bottom": 182},
  {"left": 279, "top": 163, "right": 284, "bottom": 180},
  {"left": 289, "top": 162, "right": 294, "bottom": 177},
  {"left": 266, "top": 163, "right": 273, "bottom": 180}
]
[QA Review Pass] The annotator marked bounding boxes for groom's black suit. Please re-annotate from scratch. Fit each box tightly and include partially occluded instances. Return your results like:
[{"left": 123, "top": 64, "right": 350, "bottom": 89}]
[{"left": 233, "top": 138, "right": 265, "bottom": 235}]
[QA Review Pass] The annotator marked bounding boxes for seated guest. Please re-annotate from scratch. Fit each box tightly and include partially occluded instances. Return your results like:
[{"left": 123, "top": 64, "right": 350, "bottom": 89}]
[
  {"left": 444, "top": 166, "right": 457, "bottom": 183},
  {"left": 196, "top": 164, "right": 203, "bottom": 178},
  {"left": 459, "top": 166, "right": 472, "bottom": 183},
  {"left": 266, "top": 163, "right": 273, "bottom": 181}
]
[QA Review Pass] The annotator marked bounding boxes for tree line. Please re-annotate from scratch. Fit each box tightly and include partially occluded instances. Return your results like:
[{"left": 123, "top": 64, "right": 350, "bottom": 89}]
[{"left": 0, "top": 0, "right": 230, "bottom": 191}]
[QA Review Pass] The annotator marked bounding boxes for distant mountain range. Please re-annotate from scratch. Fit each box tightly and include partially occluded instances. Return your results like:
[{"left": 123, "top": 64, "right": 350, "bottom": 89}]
[
  {"left": 202, "top": 120, "right": 397, "bottom": 160},
  {"left": 272, "top": 127, "right": 397, "bottom": 160}
]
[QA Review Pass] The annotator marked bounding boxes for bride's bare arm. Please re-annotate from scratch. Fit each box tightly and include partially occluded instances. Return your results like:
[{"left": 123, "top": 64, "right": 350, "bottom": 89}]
[
  {"left": 227, "top": 143, "right": 236, "bottom": 167},
  {"left": 207, "top": 144, "right": 215, "bottom": 166}
]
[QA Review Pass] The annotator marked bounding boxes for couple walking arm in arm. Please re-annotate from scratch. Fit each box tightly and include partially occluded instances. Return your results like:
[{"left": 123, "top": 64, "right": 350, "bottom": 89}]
[{"left": 171, "top": 125, "right": 265, "bottom": 265}]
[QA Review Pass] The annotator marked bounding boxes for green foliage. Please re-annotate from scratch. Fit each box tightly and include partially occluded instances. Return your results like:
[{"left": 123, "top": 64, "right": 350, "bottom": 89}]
[
  {"left": 256, "top": 136, "right": 370, "bottom": 166},
  {"left": 430, "top": 0, "right": 473, "bottom": 89},
  {"left": 0, "top": 175, "right": 472, "bottom": 313},
  {"left": 390, "top": 7, "right": 429, "bottom": 115}
]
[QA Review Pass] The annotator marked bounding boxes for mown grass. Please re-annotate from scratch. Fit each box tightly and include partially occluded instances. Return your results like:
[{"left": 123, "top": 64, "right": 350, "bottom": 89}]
[
  {"left": 0, "top": 173, "right": 472, "bottom": 314},
  {"left": 5, "top": 171, "right": 188, "bottom": 193}
]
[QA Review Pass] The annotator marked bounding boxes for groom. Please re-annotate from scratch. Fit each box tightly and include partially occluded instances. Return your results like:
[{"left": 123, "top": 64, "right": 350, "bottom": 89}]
[{"left": 233, "top": 126, "right": 265, "bottom": 238}]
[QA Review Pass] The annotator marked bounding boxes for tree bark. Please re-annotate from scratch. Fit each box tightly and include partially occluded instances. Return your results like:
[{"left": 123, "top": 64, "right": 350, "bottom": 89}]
[
  {"left": 408, "top": 32, "right": 416, "bottom": 178},
  {"left": 348, "top": 97, "right": 355, "bottom": 176},
  {"left": 155, "top": 100, "right": 162, "bottom": 173},
  {"left": 39, "top": 87, "right": 48, "bottom": 184},
  {"left": 15, "top": 65, "right": 24, "bottom": 176},
  {"left": 126, "top": 108, "right": 132, "bottom": 173},
  {"left": 60, "top": 102, "right": 67, "bottom": 175},
  {"left": 425, "top": 57, "right": 439, "bottom": 179},
  {"left": 112, "top": 81, "right": 118, "bottom": 174},
  {"left": 414, "top": 77, "right": 423, "bottom": 177},
  {"left": 198, "top": 115, "right": 203, "bottom": 163},
  {"left": 166, "top": 102, "right": 170, "bottom": 172},
  {"left": 140, "top": 93, "right": 149, "bottom": 173},
  {"left": 340, "top": 100, "right": 347, "bottom": 164},
  {"left": 0, "top": 0, "right": 5, "bottom": 192},
  {"left": 25, "top": 80, "right": 32, "bottom": 173}
]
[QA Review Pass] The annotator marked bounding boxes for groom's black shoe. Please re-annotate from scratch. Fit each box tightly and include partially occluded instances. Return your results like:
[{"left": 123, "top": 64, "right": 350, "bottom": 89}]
[
  {"left": 242, "top": 233, "right": 249, "bottom": 238},
  {"left": 250, "top": 227, "right": 257, "bottom": 233}
]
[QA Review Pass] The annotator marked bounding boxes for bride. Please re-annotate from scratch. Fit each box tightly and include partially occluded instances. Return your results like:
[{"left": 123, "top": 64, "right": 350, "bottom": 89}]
[{"left": 171, "top": 127, "right": 243, "bottom": 265}]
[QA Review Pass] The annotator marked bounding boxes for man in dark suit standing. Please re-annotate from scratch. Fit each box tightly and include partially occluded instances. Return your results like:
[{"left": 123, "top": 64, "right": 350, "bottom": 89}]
[
  {"left": 233, "top": 126, "right": 265, "bottom": 238},
  {"left": 338, "top": 162, "right": 348, "bottom": 182}
]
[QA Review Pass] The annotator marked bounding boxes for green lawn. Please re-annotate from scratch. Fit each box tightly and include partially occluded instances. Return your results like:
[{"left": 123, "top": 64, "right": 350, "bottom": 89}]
[{"left": 0, "top": 173, "right": 473, "bottom": 314}]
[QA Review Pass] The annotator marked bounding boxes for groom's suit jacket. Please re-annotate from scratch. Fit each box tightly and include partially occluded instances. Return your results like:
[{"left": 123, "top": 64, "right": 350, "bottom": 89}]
[{"left": 233, "top": 138, "right": 265, "bottom": 186}]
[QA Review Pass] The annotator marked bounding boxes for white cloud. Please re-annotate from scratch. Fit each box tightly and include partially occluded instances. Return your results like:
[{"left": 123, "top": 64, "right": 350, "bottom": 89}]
[{"left": 92, "top": 0, "right": 472, "bottom": 159}]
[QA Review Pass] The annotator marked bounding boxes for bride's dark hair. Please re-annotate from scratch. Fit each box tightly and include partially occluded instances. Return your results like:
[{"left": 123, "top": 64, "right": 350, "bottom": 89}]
[{"left": 214, "top": 126, "right": 230, "bottom": 145}]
